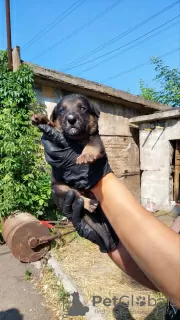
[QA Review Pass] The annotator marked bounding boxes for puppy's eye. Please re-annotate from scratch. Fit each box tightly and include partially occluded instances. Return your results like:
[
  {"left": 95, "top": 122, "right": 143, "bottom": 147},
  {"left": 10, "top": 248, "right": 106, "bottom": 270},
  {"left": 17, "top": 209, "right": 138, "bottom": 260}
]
[
  {"left": 80, "top": 106, "right": 86, "bottom": 111},
  {"left": 58, "top": 108, "right": 65, "bottom": 115}
]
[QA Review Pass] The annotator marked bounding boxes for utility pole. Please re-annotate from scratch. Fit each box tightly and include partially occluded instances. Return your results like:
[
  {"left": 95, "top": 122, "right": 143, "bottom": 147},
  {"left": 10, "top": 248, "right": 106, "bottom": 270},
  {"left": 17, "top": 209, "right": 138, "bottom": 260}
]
[{"left": 5, "top": 0, "right": 12, "bottom": 70}]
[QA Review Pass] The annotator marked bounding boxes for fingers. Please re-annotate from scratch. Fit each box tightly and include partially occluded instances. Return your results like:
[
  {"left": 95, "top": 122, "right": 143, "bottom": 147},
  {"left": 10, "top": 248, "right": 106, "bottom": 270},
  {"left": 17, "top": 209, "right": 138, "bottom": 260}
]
[
  {"left": 62, "top": 190, "right": 76, "bottom": 219},
  {"left": 63, "top": 191, "right": 84, "bottom": 224},
  {"left": 72, "top": 198, "right": 84, "bottom": 228},
  {"left": 41, "top": 138, "right": 60, "bottom": 154},
  {"left": 38, "top": 125, "right": 68, "bottom": 147}
]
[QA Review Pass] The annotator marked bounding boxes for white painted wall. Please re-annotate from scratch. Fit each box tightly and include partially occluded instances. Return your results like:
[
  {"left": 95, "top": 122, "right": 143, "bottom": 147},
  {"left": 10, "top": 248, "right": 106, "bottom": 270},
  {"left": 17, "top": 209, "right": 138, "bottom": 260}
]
[{"left": 139, "top": 119, "right": 180, "bottom": 211}]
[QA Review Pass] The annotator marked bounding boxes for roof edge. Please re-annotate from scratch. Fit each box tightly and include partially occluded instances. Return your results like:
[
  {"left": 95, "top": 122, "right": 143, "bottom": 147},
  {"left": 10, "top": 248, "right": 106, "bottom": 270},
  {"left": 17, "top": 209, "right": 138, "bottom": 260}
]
[
  {"left": 24, "top": 62, "right": 172, "bottom": 112},
  {"left": 130, "top": 109, "right": 180, "bottom": 124}
]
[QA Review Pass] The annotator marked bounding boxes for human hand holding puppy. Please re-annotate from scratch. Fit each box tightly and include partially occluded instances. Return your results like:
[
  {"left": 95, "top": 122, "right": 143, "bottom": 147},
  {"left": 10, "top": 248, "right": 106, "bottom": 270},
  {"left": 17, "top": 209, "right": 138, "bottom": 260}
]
[
  {"left": 61, "top": 190, "right": 119, "bottom": 253},
  {"left": 31, "top": 94, "right": 112, "bottom": 214},
  {"left": 31, "top": 95, "right": 118, "bottom": 254}
]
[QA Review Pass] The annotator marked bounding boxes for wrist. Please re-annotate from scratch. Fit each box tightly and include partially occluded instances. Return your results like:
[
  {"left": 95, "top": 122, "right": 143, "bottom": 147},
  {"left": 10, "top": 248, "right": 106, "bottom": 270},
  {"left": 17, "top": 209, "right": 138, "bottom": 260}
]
[{"left": 91, "top": 172, "right": 115, "bottom": 196}]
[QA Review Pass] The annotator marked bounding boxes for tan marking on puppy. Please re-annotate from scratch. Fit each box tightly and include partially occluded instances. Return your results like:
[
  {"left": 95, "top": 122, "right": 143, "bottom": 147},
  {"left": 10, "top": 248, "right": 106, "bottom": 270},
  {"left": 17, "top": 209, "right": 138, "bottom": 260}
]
[
  {"left": 52, "top": 183, "right": 98, "bottom": 212},
  {"left": 89, "top": 114, "right": 98, "bottom": 135},
  {"left": 53, "top": 119, "right": 61, "bottom": 129}
]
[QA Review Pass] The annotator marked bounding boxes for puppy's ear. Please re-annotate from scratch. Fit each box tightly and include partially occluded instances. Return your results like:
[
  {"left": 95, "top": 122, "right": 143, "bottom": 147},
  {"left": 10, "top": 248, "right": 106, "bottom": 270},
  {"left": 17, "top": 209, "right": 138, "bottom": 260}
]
[
  {"left": 90, "top": 103, "right": 100, "bottom": 118},
  {"left": 50, "top": 104, "right": 58, "bottom": 122}
]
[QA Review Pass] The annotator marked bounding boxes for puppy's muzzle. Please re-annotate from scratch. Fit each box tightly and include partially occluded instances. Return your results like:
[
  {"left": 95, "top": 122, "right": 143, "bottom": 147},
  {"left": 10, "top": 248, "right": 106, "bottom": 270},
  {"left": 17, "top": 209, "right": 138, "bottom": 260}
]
[
  {"left": 62, "top": 111, "right": 87, "bottom": 139},
  {"left": 67, "top": 113, "right": 77, "bottom": 125}
]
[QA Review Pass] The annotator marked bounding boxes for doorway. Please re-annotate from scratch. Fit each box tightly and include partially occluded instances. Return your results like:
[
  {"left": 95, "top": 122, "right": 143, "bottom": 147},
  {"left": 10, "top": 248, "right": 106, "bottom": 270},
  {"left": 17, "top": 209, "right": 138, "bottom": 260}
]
[
  {"left": 171, "top": 140, "right": 180, "bottom": 203},
  {"left": 174, "top": 140, "right": 180, "bottom": 203}
]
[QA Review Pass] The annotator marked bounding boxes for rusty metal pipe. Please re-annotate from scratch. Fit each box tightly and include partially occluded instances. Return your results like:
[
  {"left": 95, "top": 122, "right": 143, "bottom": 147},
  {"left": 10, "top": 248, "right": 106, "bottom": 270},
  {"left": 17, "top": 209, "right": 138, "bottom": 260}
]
[
  {"left": 28, "top": 232, "right": 61, "bottom": 249},
  {"left": 28, "top": 230, "right": 75, "bottom": 249}
]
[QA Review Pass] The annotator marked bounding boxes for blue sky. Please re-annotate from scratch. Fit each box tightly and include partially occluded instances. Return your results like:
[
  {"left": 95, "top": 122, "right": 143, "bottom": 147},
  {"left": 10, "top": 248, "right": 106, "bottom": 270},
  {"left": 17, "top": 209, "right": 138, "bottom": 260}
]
[{"left": 0, "top": 0, "right": 179, "bottom": 95}]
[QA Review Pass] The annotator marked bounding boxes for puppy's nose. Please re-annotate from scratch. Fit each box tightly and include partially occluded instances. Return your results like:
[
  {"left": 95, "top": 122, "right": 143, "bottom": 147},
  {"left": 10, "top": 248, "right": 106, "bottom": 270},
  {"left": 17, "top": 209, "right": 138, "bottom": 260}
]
[{"left": 67, "top": 114, "right": 76, "bottom": 125}]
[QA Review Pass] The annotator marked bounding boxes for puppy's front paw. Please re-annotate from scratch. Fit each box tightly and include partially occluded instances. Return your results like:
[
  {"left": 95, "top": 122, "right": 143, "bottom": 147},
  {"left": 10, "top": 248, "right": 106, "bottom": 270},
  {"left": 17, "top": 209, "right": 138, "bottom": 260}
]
[
  {"left": 31, "top": 114, "right": 40, "bottom": 125},
  {"left": 76, "top": 153, "right": 97, "bottom": 164},
  {"left": 31, "top": 114, "right": 49, "bottom": 125}
]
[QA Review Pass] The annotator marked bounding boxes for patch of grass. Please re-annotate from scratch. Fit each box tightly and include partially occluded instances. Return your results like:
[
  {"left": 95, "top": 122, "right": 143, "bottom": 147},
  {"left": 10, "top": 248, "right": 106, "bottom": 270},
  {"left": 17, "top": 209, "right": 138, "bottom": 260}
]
[
  {"left": 0, "top": 233, "right": 3, "bottom": 245},
  {"left": 25, "top": 269, "right": 32, "bottom": 281},
  {"left": 52, "top": 235, "right": 168, "bottom": 320},
  {"left": 52, "top": 226, "right": 78, "bottom": 251},
  {"left": 154, "top": 211, "right": 169, "bottom": 217},
  {"left": 58, "top": 287, "right": 70, "bottom": 300},
  {"left": 72, "top": 231, "right": 80, "bottom": 240},
  {"left": 0, "top": 221, "right": 4, "bottom": 244},
  {"left": 58, "top": 287, "right": 70, "bottom": 314},
  {"left": 35, "top": 264, "right": 63, "bottom": 319},
  {"left": 35, "top": 263, "right": 84, "bottom": 320}
]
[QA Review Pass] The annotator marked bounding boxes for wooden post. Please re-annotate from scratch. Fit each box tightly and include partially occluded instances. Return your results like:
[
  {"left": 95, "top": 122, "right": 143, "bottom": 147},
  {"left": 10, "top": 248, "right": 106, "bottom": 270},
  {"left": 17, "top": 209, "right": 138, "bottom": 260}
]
[{"left": 5, "top": 0, "right": 12, "bottom": 70}]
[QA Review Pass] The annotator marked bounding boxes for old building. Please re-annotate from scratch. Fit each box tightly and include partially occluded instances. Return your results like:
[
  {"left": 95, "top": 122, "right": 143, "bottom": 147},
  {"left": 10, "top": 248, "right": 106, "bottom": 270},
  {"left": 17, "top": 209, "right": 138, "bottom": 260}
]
[
  {"left": 130, "top": 109, "right": 180, "bottom": 211},
  {"left": 12, "top": 46, "right": 173, "bottom": 203},
  {"left": 25, "top": 61, "right": 170, "bottom": 201}
]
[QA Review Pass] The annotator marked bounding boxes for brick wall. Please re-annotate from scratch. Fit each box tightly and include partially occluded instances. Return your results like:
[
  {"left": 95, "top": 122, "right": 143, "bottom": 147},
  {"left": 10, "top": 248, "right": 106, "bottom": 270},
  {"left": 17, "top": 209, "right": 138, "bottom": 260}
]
[{"left": 102, "top": 136, "right": 139, "bottom": 176}]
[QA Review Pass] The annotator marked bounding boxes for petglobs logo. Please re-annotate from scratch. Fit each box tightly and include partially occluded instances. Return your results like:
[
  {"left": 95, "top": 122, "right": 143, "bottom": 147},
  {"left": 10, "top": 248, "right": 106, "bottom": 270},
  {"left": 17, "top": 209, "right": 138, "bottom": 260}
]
[
  {"left": 62, "top": 292, "right": 166, "bottom": 318},
  {"left": 92, "top": 294, "right": 166, "bottom": 308}
]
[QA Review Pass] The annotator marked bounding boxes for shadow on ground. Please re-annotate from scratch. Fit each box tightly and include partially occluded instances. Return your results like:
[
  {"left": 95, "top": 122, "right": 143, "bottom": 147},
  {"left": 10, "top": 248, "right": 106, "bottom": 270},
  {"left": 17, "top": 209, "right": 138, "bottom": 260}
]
[
  {"left": 0, "top": 308, "right": 23, "bottom": 319},
  {"left": 113, "top": 301, "right": 166, "bottom": 320}
]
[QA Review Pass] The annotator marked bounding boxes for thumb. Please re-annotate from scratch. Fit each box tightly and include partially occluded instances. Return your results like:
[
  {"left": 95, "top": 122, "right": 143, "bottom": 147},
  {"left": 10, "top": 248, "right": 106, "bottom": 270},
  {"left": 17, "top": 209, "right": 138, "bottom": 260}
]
[{"left": 38, "top": 124, "right": 68, "bottom": 147}]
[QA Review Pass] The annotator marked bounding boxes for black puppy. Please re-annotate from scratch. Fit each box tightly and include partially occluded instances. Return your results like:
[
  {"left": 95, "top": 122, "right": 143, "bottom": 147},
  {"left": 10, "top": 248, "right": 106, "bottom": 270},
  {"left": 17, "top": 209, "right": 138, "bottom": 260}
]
[{"left": 32, "top": 94, "right": 105, "bottom": 212}]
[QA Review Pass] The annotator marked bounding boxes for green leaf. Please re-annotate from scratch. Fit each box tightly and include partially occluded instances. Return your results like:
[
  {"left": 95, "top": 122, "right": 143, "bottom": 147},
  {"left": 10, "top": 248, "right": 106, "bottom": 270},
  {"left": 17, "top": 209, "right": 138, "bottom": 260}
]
[
  {"left": 39, "top": 199, "right": 44, "bottom": 206},
  {"left": 139, "top": 58, "right": 180, "bottom": 107},
  {"left": 0, "top": 50, "right": 59, "bottom": 229}
]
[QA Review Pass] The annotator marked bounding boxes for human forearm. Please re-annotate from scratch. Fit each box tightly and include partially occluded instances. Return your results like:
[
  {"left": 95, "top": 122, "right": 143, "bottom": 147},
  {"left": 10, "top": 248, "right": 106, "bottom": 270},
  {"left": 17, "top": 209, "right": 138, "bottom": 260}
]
[
  {"left": 107, "top": 217, "right": 180, "bottom": 293},
  {"left": 92, "top": 173, "right": 180, "bottom": 307},
  {"left": 108, "top": 242, "right": 158, "bottom": 291}
]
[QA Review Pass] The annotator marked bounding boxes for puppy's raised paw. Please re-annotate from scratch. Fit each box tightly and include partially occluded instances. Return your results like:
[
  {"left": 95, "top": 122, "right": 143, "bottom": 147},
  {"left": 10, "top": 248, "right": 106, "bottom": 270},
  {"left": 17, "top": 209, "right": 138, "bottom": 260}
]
[
  {"left": 31, "top": 114, "right": 49, "bottom": 125},
  {"left": 76, "top": 153, "right": 98, "bottom": 164},
  {"left": 31, "top": 114, "right": 40, "bottom": 125}
]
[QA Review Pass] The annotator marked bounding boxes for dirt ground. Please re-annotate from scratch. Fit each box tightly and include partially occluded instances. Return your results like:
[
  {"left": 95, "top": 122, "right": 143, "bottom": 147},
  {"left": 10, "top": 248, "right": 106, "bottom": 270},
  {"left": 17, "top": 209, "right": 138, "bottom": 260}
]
[
  {"left": 38, "top": 212, "right": 175, "bottom": 320},
  {"left": 52, "top": 210, "right": 175, "bottom": 320}
]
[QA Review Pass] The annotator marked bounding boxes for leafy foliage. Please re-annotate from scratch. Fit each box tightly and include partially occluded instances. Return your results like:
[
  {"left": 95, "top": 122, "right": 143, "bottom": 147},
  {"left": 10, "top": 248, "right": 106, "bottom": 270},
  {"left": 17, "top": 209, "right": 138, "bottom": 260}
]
[
  {"left": 140, "top": 57, "right": 180, "bottom": 107},
  {"left": 0, "top": 51, "right": 57, "bottom": 219}
]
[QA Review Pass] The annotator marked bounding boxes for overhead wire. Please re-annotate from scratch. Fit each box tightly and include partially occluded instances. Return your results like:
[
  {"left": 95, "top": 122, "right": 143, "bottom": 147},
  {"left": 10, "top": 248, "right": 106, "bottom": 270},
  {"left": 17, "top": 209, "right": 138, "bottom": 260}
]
[
  {"left": 61, "top": 0, "right": 179, "bottom": 70},
  {"left": 75, "top": 18, "right": 180, "bottom": 76},
  {"left": 63, "top": 15, "right": 180, "bottom": 72},
  {"left": 31, "top": 0, "right": 127, "bottom": 62},
  {"left": 22, "top": 0, "right": 87, "bottom": 52},
  {"left": 101, "top": 48, "right": 180, "bottom": 84}
]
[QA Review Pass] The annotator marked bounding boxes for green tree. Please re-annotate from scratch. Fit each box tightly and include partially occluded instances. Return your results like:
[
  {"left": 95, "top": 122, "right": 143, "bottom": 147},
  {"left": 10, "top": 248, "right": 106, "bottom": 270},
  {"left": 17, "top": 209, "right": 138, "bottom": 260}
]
[
  {"left": 0, "top": 51, "right": 54, "bottom": 219},
  {"left": 140, "top": 57, "right": 180, "bottom": 107}
]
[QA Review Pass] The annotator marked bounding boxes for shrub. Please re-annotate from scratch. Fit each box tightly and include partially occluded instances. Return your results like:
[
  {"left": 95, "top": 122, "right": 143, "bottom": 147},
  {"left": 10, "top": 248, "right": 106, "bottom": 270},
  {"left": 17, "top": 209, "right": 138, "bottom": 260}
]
[{"left": 0, "top": 51, "right": 57, "bottom": 221}]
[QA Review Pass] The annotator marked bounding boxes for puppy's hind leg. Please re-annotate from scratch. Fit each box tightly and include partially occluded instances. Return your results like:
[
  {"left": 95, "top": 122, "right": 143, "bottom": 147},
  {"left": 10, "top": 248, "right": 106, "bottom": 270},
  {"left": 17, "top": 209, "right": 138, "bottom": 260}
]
[{"left": 52, "top": 184, "right": 98, "bottom": 213}]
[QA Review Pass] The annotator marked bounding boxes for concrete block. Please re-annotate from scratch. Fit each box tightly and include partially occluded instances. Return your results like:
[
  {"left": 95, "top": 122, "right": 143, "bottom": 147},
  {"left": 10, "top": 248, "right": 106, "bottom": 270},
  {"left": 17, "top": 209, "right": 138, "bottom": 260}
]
[{"left": 141, "top": 170, "right": 170, "bottom": 210}]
